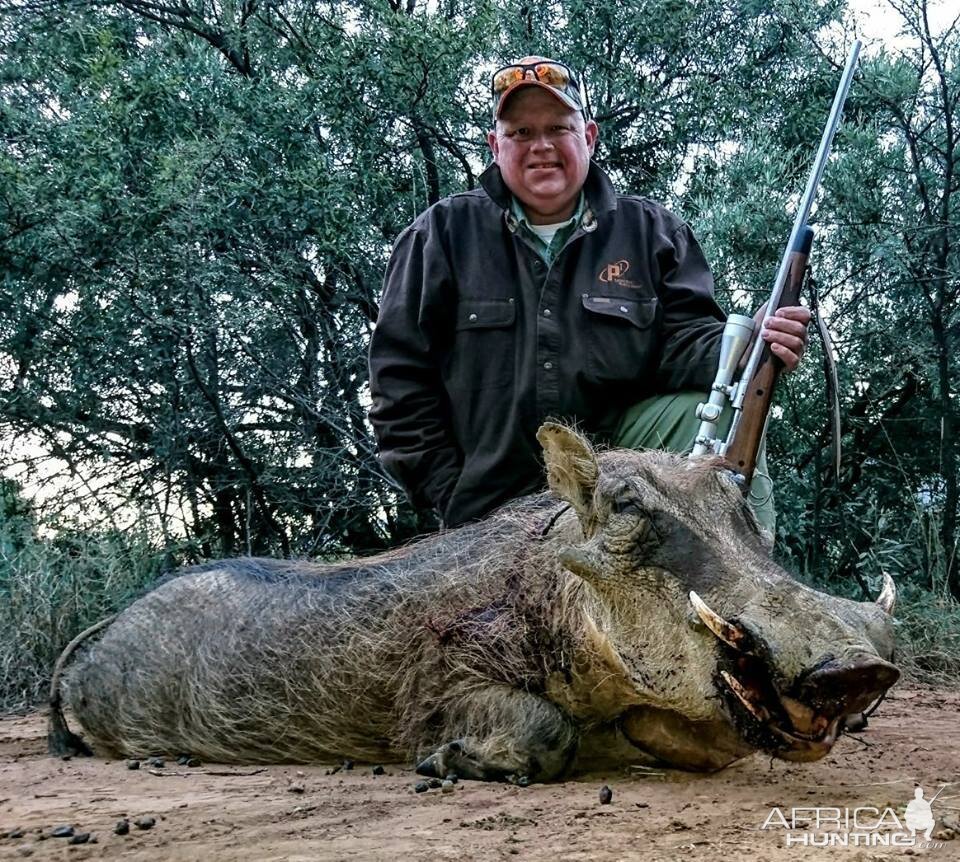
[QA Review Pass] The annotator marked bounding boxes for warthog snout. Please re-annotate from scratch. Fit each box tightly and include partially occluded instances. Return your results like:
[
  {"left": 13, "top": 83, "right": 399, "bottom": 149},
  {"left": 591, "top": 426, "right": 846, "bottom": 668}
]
[{"left": 793, "top": 655, "right": 900, "bottom": 719}]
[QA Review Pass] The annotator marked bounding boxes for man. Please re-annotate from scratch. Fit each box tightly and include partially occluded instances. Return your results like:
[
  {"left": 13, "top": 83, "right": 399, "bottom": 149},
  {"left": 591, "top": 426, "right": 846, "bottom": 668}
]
[{"left": 368, "top": 56, "right": 809, "bottom": 531}]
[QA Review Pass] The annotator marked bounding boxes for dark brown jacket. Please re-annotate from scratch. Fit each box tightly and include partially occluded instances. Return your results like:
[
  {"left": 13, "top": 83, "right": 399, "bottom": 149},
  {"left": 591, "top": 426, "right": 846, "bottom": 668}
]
[{"left": 368, "top": 161, "right": 725, "bottom": 526}]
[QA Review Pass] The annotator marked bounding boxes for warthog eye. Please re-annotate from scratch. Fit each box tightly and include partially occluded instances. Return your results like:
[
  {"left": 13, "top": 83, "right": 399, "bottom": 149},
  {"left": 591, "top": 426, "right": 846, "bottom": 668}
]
[
  {"left": 603, "top": 497, "right": 660, "bottom": 557},
  {"left": 610, "top": 496, "right": 645, "bottom": 517}
]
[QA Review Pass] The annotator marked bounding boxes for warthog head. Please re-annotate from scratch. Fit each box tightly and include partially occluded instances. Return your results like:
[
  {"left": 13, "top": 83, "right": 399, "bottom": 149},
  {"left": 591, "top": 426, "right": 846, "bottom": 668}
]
[{"left": 537, "top": 423, "right": 898, "bottom": 769}]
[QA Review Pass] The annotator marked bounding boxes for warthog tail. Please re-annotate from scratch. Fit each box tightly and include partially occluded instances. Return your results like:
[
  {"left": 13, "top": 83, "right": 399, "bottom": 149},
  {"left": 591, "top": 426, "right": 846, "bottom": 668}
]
[{"left": 48, "top": 615, "right": 117, "bottom": 758}]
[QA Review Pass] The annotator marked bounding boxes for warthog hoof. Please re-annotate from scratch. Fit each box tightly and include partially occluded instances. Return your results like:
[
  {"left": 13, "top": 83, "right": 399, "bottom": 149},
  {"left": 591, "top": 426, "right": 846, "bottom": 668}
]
[
  {"left": 416, "top": 739, "right": 524, "bottom": 783},
  {"left": 47, "top": 710, "right": 93, "bottom": 758},
  {"left": 843, "top": 712, "right": 868, "bottom": 733}
]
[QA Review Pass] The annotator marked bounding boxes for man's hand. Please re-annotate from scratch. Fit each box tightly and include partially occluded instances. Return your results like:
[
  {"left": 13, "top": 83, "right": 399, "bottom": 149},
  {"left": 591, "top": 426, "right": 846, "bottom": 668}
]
[{"left": 756, "top": 305, "right": 811, "bottom": 372}]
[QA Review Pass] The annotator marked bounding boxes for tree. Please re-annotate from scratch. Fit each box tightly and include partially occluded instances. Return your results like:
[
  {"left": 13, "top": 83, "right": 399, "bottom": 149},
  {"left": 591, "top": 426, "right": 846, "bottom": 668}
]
[
  {"left": 7, "top": 0, "right": 957, "bottom": 605},
  {"left": 1, "top": 0, "right": 843, "bottom": 557}
]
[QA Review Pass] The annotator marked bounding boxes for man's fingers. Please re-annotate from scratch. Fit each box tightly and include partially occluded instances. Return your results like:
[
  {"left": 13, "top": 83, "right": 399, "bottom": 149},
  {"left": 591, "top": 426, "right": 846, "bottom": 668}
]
[
  {"left": 762, "top": 329, "right": 806, "bottom": 355},
  {"left": 751, "top": 304, "right": 811, "bottom": 372},
  {"left": 763, "top": 306, "right": 810, "bottom": 342},
  {"left": 768, "top": 341, "right": 802, "bottom": 371},
  {"left": 762, "top": 316, "right": 809, "bottom": 339},
  {"left": 753, "top": 306, "right": 811, "bottom": 373},
  {"left": 772, "top": 306, "right": 812, "bottom": 324},
  {"left": 762, "top": 321, "right": 806, "bottom": 373}
]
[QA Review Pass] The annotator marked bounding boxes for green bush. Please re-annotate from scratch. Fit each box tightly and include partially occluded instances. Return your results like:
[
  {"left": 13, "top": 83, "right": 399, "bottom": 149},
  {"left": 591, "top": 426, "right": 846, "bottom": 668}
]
[{"left": 890, "top": 585, "right": 960, "bottom": 686}]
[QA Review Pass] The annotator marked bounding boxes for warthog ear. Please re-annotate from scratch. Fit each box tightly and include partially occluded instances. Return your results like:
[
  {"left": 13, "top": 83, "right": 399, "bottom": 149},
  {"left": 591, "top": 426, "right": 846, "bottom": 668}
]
[{"left": 537, "top": 423, "right": 600, "bottom": 528}]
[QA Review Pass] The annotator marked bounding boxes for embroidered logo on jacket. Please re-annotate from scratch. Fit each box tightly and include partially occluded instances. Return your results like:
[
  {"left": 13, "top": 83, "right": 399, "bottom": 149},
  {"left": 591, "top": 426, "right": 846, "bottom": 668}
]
[{"left": 598, "top": 260, "right": 630, "bottom": 283}]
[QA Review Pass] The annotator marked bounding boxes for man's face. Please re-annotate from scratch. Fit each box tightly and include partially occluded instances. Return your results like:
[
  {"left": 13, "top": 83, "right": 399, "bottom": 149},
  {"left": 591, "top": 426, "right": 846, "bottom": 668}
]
[{"left": 488, "top": 87, "right": 599, "bottom": 225}]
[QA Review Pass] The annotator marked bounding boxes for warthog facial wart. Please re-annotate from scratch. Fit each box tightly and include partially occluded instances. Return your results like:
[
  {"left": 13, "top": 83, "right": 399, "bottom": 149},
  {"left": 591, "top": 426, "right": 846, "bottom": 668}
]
[{"left": 49, "top": 423, "right": 899, "bottom": 783}]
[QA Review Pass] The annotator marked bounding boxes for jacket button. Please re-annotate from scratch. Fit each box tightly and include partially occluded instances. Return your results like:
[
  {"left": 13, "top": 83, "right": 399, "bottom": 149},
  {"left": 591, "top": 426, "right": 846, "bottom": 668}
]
[
  {"left": 543, "top": 308, "right": 551, "bottom": 317},
  {"left": 544, "top": 361, "right": 553, "bottom": 370},
  {"left": 619, "top": 305, "right": 628, "bottom": 313},
  {"left": 468, "top": 313, "right": 478, "bottom": 321}
]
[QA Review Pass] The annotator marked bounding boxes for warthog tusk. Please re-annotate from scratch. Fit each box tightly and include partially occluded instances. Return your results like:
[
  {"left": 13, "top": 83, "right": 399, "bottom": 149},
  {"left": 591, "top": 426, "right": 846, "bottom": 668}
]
[
  {"left": 719, "top": 670, "right": 768, "bottom": 722},
  {"left": 767, "top": 716, "right": 840, "bottom": 747},
  {"left": 779, "top": 694, "right": 831, "bottom": 737},
  {"left": 689, "top": 591, "right": 747, "bottom": 650},
  {"left": 876, "top": 571, "right": 897, "bottom": 616}
]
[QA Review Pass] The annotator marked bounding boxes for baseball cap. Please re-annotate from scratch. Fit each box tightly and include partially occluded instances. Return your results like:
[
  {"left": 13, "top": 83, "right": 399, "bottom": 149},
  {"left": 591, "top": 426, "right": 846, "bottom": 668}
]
[{"left": 491, "top": 56, "right": 589, "bottom": 119}]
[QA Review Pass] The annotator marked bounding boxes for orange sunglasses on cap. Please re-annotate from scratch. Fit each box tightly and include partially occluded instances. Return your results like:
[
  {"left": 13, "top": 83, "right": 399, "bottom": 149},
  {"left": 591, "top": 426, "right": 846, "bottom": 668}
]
[{"left": 491, "top": 59, "right": 589, "bottom": 118}]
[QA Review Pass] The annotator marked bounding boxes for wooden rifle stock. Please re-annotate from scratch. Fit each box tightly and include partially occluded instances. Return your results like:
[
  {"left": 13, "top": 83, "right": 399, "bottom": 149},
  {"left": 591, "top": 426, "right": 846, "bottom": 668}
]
[{"left": 724, "top": 227, "right": 813, "bottom": 487}]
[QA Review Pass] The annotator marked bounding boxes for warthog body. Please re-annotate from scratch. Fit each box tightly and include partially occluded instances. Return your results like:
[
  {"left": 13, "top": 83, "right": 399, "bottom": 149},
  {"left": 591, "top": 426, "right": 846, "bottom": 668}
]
[{"left": 58, "top": 425, "right": 898, "bottom": 781}]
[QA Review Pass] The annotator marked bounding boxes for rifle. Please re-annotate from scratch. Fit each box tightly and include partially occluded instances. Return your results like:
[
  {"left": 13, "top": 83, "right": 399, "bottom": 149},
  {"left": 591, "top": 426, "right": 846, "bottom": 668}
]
[{"left": 691, "top": 40, "right": 861, "bottom": 490}]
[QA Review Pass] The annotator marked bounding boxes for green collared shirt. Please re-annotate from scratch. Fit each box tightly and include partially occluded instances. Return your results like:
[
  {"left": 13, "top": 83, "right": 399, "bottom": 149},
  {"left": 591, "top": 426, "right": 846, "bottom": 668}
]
[{"left": 510, "top": 193, "right": 584, "bottom": 264}]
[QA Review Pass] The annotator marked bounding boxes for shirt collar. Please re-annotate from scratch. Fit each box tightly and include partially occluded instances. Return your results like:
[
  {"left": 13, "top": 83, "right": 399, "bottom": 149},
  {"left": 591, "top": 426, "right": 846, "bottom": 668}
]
[{"left": 509, "top": 192, "right": 584, "bottom": 233}]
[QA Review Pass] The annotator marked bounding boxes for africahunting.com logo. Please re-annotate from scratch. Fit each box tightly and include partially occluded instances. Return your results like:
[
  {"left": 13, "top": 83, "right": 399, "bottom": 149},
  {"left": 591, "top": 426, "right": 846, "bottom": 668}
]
[{"left": 760, "top": 783, "right": 953, "bottom": 849}]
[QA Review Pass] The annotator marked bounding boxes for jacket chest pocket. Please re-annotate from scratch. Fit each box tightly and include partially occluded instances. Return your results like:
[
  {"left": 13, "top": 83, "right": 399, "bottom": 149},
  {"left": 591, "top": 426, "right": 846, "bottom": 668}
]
[
  {"left": 581, "top": 294, "right": 660, "bottom": 383},
  {"left": 444, "top": 299, "right": 517, "bottom": 391}
]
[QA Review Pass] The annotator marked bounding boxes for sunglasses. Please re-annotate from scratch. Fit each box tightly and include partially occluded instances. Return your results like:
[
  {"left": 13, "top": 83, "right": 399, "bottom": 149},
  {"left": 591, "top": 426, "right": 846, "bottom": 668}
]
[{"left": 491, "top": 60, "right": 589, "bottom": 117}]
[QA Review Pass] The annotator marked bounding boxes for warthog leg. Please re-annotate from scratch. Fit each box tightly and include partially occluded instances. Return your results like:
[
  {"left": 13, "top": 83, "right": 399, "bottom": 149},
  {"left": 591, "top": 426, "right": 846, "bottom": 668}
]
[{"left": 415, "top": 687, "right": 577, "bottom": 784}]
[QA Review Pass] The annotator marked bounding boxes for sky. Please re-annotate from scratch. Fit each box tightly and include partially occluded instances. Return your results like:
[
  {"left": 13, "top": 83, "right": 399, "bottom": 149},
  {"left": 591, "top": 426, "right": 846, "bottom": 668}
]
[{"left": 849, "top": 0, "right": 957, "bottom": 49}]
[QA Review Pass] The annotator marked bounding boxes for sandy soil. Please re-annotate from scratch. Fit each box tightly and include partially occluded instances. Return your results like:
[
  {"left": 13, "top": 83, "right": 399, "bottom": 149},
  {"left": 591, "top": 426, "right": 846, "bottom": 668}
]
[{"left": 1, "top": 687, "right": 958, "bottom": 861}]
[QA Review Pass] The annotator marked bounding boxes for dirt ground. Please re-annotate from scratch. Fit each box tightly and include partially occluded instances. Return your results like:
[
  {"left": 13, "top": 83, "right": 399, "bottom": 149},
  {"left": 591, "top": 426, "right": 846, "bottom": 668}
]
[{"left": 1, "top": 686, "right": 958, "bottom": 862}]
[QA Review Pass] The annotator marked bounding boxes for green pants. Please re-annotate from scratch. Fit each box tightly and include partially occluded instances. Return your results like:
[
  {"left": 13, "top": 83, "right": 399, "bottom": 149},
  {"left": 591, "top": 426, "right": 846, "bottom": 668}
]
[{"left": 612, "top": 391, "right": 776, "bottom": 536}]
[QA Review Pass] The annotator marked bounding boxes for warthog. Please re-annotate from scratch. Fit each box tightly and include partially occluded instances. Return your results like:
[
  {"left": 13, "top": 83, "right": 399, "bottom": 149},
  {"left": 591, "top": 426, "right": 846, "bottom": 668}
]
[{"left": 50, "top": 424, "right": 899, "bottom": 782}]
